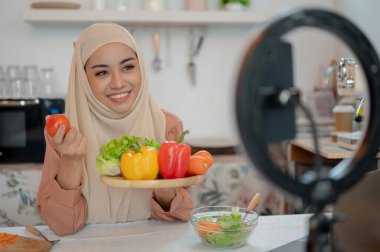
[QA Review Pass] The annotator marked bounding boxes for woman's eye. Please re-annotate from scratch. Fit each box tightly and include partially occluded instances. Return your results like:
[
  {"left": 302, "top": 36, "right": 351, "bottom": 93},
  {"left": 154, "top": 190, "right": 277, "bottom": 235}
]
[
  {"left": 122, "top": 65, "right": 135, "bottom": 71},
  {"left": 95, "top": 71, "right": 108, "bottom": 77}
]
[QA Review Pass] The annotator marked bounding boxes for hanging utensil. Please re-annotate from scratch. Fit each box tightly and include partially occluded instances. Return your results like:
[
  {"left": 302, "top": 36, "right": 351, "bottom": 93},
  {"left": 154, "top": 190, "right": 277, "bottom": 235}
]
[
  {"left": 152, "top": 31, "right": 162, "bottom": 72},
  {"left": 243, "top": 193, "right": 260, "bottom": 221},
  {"left": 193, "top": 35, "right": 204, "bottom": 57},
  {"left": 166, "top": 29, "right": 171, "bottom": 67},
  {"left": 188, "top": 29, "right": 196, "bottom": 85}
]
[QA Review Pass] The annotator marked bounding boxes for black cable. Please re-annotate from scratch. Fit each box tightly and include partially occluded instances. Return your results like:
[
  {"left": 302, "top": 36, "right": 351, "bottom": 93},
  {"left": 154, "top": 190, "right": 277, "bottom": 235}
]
[{"left": 290, "top": 94, "right": 323, "bottom": 178}]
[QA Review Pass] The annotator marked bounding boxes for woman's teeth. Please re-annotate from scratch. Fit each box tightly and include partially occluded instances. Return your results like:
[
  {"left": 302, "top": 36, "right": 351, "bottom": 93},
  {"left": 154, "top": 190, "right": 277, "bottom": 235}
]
[{"left": 109, "top": 92, "right": 129, "bottom": 99}]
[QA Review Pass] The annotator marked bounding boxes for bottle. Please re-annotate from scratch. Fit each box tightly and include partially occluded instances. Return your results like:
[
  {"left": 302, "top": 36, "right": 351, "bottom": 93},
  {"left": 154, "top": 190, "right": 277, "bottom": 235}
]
[{"left": 353, "top": 97, "right": 365, "bottom": 131}]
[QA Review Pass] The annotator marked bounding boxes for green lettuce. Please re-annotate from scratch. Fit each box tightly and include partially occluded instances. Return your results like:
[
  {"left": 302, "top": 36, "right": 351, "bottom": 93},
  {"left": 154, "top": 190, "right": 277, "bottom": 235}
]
[{"left": 202, "top": 207, "right": 250, "bottom": 247}]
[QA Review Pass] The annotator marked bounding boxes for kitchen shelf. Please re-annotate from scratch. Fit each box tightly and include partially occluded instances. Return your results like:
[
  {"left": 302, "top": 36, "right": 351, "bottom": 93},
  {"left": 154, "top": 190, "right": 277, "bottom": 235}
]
[{"left": 22, "top": 9, "right": 272, "bottom": 26}]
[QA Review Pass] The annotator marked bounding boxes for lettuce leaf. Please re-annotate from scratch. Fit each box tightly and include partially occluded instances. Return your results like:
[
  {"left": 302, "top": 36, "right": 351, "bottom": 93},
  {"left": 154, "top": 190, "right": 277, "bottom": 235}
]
[{"left": 203, "top": 207, "right": 248, "bottom": 247}]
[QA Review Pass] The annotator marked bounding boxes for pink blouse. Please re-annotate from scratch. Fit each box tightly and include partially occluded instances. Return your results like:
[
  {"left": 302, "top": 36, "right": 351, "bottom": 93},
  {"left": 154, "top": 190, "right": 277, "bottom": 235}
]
[{"left": 36, "top": 111, "right": 194, "bottom": 236}]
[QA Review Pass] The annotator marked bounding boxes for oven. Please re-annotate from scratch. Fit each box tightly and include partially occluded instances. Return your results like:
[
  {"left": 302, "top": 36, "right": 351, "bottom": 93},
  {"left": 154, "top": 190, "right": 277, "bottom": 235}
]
[{"left": 0, "top": 98, "right": 65, "bottom": 163}]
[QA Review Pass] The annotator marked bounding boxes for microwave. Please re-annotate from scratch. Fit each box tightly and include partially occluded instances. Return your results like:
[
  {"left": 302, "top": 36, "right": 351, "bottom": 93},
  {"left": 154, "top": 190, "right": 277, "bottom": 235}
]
[{"left": 0, "top": 98, "right": 65, "bottom": 163}]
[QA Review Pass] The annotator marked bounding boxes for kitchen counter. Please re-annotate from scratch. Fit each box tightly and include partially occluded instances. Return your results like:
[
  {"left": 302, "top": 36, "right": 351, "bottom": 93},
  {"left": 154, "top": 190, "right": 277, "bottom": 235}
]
[
  {"left": 0, "top": 214, "right": 311, "bottom": 251},
  {"left": 0, "top": 159, "right": 289, "bottom": 227}
]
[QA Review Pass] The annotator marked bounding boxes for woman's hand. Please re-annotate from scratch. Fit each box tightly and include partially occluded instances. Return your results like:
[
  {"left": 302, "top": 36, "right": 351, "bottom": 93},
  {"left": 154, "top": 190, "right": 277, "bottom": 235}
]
[
  {"left": 47, "top": 124, "right": 87, "bottom": 160},
  {"left": 45, "top": 120, "right": 88, "bottom": 190},
  {"left": 153, "top": 188, "right": 177, "bottom": 211}
]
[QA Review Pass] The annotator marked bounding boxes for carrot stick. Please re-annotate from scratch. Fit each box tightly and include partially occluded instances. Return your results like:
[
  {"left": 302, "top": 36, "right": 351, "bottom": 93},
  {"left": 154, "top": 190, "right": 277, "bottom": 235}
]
[
  {"left": 6, "top": 235, "right": 17, "bottom": 243},
  {"left": 198, "top": 220, "right": 223, "bottom": 230},
  {"left": 0, "top": 232, "right": 18, "bottom": 248}
]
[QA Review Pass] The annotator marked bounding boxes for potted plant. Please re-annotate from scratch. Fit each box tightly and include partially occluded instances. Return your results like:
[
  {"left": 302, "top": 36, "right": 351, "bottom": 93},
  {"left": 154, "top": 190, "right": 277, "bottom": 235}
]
[{"left": 220, "top": 0, "right": 250, "bottom": 11}]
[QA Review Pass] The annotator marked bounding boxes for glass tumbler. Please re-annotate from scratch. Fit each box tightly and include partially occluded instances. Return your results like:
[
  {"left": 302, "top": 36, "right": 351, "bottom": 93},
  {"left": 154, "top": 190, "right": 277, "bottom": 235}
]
[
  {"left": 0, "top": 65, "right": 6, "bottom": 98},
  {"left": 6, "top": 65, "right": 25, "bottom": 99},
  {"left": 23, "top": 65, "right": 39, "bottom": 98},
  {"left": 40, "top": 68, "right": 56, "bottom": 97}
]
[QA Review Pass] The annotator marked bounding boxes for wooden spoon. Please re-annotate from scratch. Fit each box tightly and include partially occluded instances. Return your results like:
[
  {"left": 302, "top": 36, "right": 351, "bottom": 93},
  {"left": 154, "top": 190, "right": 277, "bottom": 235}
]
[{"left": 243, "top": 193, "right": 261, "bottom": 220}]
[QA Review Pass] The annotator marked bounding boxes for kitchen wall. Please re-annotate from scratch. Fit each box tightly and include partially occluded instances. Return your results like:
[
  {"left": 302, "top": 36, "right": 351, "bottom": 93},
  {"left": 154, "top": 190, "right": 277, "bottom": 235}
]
[
  {"left": 337, "top": 0, "right": 380, "bottom": 52},
  {"left": 0, "top": 0, "right": 358, "bottom": 143}
]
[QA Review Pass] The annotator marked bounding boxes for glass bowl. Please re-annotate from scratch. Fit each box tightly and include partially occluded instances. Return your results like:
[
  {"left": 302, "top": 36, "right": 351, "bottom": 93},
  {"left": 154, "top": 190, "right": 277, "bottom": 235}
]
[{"left": 190, "top": 206, "right": 259, "bottom": 249}]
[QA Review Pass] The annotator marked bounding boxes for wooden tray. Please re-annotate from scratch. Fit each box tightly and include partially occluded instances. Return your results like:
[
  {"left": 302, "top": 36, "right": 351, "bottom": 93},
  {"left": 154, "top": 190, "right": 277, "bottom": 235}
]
[
  {"left": 100, "top": 175, "right": 204, "bottom": 189},
  {"left": 5, "top": 235, "right": 51, "bottom": 252}
]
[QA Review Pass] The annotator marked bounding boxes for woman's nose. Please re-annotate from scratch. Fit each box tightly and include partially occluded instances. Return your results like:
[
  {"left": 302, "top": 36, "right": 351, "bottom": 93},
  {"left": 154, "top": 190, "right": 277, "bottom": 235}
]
[{"left": 110, "top": 71, "right": 125, "bottom": 89}]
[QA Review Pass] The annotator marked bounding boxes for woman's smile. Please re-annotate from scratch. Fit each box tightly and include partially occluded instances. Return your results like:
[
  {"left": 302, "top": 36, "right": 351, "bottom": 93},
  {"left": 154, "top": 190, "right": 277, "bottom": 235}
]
[{"left": 108, "top": 91, "right": 131, "bottom": 102}]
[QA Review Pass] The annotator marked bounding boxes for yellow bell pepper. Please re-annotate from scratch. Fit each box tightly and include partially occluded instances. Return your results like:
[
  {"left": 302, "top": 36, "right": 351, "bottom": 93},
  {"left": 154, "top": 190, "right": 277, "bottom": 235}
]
[{"left": 120, "top": 146, "right": 159, "bottom": 180}]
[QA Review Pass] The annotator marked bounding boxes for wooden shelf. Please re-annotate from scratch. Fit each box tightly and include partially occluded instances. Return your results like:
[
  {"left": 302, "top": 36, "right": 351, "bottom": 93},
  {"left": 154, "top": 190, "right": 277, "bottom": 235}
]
[{"left": 22, "top": 9, "right": 271, "bottom": 26}]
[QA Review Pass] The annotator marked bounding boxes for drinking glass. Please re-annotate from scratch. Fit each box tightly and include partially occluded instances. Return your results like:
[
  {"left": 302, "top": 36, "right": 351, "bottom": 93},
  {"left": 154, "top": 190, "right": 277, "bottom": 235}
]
[
  {"left": 0, "top": 65, "right": 6, "bottom": 98},
  {"left": 23, "top": 65, "right": 39, "bottom": 98},
  {"left": 40, "top": 68, "right": 56, "bottom": 97},
  {"left": 6, "top": 65, "right": 26, "bottom": 99}
]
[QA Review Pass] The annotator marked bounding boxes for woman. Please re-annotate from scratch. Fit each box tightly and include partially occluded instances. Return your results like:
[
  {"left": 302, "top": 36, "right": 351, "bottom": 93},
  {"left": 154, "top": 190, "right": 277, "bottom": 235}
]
[{"left": 36, "top": 23, "right": 194, "bottom": 236}]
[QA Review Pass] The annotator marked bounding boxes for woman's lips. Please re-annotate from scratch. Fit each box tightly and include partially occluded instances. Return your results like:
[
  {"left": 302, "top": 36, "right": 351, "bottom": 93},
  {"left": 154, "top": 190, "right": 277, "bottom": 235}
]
[{"left": 108, "top": 91, "right": 131, "bottom": 102}]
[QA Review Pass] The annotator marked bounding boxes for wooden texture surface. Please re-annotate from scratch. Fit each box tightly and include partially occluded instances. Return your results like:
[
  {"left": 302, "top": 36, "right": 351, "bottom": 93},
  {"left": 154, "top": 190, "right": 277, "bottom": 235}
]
[
  {"left": 290, "top": 137, "right": 353, "bottom": 160},
  {"left": 289, "top": 137, "right": 380, "bottom": 160},
  {"left": 31, "top": 1, "right": 81, "bottom": 9},
  {"left": 2, "top": 235, "right": 51, "bottom": 252},
  {"left": 101, "top": 175, "right": 204, "bottom": 189}
]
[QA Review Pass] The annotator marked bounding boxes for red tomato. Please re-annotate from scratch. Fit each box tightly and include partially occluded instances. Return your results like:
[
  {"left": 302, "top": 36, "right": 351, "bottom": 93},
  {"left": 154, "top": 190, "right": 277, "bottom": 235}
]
[{"left": 46, "top": 114, "right": 71, "bottom": 137}]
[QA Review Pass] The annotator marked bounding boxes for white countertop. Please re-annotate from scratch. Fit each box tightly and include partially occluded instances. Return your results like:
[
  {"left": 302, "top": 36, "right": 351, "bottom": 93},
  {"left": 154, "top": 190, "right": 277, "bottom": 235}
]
[{"left": 0, "top": 214, "right": 311, "bottom": 252}]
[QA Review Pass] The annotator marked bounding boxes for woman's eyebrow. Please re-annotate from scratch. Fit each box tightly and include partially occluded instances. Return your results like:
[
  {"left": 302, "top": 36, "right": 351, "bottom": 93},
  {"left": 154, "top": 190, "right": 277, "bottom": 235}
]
[
  {"left": 90, "top": 57, "right": 136, "bottom": 69},
  {"left": 91, "top": 64, "right": 108, "bottom": 69},
  {"left": 120, "top": 57, "right": 136, "bottom": 65}
]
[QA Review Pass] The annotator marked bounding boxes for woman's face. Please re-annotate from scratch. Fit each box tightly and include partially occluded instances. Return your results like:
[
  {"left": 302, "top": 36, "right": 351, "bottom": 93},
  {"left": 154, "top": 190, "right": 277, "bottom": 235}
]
[{"left": 85, "top": 42, "right": 142, "bottom": 114}]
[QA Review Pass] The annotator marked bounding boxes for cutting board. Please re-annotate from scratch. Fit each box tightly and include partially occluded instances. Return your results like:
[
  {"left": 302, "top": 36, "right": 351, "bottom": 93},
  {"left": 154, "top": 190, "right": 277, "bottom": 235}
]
[{"left": 1, "top": 235, "right": 51, "bottom": 252}]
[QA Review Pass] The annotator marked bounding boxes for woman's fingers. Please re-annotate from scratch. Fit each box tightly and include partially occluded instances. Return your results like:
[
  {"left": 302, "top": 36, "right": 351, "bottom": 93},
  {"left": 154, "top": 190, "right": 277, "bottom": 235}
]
[
  {"left": 51, "top": 125, "right": 67, "bottom": 145},
  {"left": 49, "top": 127, "right": 86, "bottom": 159},
  {"left": 63, "top": 127, "right": 77, "bottom": 144},
  {"left": 60, "top": 130, "right": 87, "bottom": 159},
  {"left": 77, "top": 136, "right": 88, "bottom": 153}
]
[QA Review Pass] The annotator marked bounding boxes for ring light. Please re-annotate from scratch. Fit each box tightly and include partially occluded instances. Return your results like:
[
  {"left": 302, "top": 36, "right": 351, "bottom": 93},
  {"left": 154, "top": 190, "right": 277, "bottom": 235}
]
[{"left": 236, "top": 8, "right": 380, "bottom": 207}]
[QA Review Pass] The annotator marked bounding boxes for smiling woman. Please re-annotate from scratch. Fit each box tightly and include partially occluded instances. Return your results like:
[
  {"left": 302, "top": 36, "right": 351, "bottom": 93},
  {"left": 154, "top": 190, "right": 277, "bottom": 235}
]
[
  {"left": 35, "top": 23, "right": 193, "bottom": 236},
  {"left": 84, "top": 43, "right": 142, "bottom": 114}
]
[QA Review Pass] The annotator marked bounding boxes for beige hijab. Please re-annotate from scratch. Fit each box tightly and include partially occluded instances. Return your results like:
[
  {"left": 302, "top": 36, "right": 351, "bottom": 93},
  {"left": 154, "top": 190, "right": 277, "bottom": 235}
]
[{"left": 65, "top": 23, "right": 166, "bottom": 223}]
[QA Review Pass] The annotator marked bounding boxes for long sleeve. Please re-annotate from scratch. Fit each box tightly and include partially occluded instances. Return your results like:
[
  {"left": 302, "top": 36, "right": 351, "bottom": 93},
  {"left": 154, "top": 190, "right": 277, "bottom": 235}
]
[
  {"left": 151, "top": 187, "right": 194, "bottom": 221},
  {"left": 36, "top": 131, "right": 88, "bottom": 236}
]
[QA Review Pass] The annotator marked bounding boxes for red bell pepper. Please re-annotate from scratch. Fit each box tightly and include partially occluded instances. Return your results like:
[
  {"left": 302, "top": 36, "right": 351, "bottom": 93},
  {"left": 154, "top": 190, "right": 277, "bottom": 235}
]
[{"left": 158, "top": 130, "right": 191, "bottom": 179}]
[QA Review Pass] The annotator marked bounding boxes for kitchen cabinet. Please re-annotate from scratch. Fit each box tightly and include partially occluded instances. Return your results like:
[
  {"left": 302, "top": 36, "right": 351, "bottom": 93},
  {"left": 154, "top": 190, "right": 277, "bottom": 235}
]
[{"left": 22, "top": 9, "right": 272, "bottom": 26}]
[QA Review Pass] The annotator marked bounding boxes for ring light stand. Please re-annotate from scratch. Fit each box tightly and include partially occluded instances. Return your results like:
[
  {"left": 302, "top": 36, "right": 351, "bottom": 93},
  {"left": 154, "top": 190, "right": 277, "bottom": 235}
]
[{"left": 235, "top": 9, "right": 380, "bottom": 252}]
